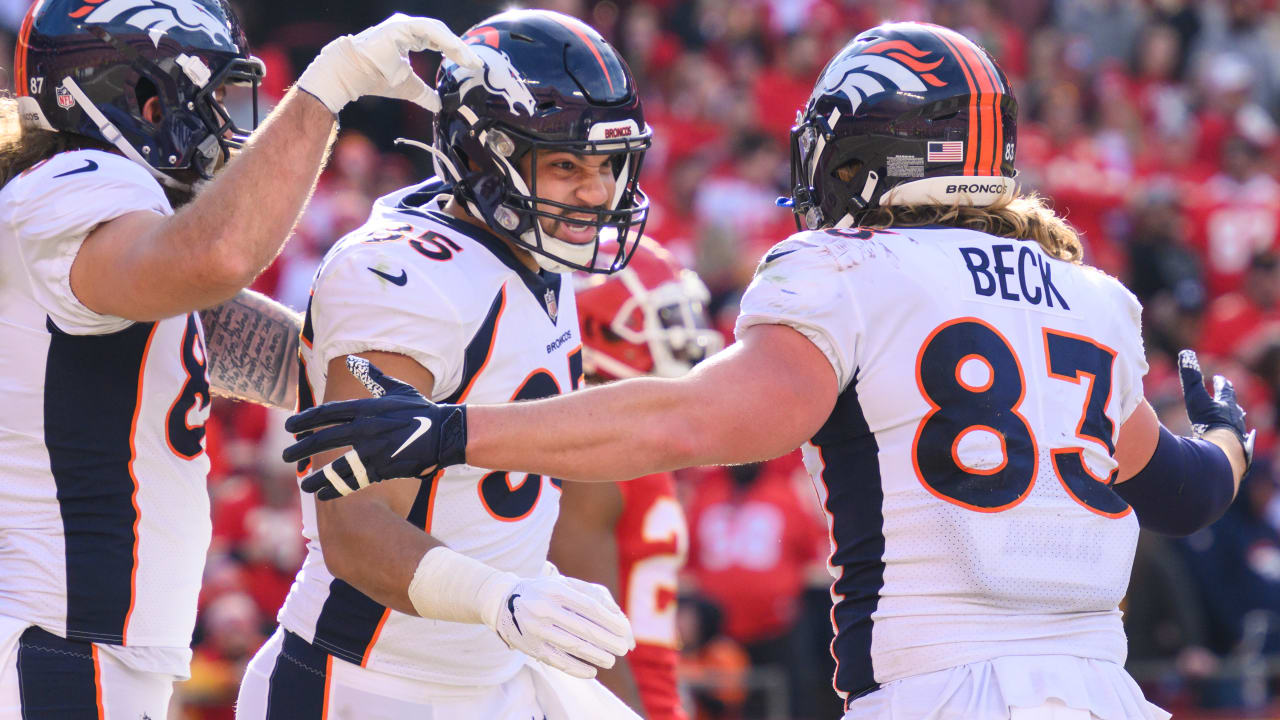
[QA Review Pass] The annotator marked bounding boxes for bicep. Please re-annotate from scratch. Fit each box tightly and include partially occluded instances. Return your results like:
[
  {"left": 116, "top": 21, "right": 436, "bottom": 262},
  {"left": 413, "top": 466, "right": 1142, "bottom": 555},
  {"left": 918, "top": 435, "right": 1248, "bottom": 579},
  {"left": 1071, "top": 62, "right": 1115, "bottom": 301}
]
[
  {"left": 1114, "top": 399, "right": 1160, "bottom": 483},
  {"left": 313, "top": 351, "right": 437, "bottom": 534},
  {"left": 681, "top": 323, "right": 838, "bottom": 465},
  {"left": 70, "top": 210, "right": 173, "bottom": 320}
]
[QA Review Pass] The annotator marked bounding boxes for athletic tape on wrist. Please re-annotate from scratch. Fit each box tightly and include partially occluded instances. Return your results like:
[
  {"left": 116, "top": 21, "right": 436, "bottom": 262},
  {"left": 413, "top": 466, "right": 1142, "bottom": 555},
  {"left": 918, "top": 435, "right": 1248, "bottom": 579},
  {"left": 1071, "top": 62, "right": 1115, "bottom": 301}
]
[{"left": 407, "top": 546, "right": 518, "bottom": 626}]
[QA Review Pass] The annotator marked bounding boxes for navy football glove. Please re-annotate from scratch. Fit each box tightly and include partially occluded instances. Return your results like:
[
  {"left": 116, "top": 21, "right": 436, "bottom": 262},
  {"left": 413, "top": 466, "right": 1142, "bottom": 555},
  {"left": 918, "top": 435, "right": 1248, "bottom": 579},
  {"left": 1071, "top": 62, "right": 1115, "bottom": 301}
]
[
  {"left": 1177, "top": 349, "right": 1255, "bottom": 467},
  {"left": 283, "top": 356, "right": 468, "bottom": 500}
]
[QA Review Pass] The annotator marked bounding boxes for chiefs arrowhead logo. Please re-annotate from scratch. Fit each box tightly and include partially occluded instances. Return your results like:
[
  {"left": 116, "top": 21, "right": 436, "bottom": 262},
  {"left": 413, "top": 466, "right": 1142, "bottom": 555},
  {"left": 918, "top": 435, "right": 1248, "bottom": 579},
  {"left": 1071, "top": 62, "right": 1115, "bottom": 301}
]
[{"left": 69, "top": 0, "right": 232, "bottom": 48}]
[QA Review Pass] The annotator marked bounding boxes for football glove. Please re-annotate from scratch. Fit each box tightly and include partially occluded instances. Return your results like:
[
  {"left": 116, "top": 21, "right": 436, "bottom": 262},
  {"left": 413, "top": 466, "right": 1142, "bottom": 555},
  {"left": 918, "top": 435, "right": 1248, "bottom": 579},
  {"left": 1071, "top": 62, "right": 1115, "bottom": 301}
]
[
  {"left": 487, "top": 571, "right": 635, "bottom": 680},
  {"left": 283, "top": 356, "right": 467, "bottom": 500},
  {"left": 1177, "top": 349, "right": 1255, "bottom": 467},
  {"left": 297, "top": 13, "right": 481, "bottom": 114}
]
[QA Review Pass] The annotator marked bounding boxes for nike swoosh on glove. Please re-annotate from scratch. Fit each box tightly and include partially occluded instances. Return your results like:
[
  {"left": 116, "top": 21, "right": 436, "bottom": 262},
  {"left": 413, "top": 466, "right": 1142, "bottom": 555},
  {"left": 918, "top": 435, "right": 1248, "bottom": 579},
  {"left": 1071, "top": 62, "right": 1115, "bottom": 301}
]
[
  {"left": 1178, "top": 349, "right": 1256, "bottom": 467},
  {"left": 488, "top": 574, "right": 635, "bottom": 680},
  {"left": 283, "top": 356, "right": 467, "bottom": 500}
]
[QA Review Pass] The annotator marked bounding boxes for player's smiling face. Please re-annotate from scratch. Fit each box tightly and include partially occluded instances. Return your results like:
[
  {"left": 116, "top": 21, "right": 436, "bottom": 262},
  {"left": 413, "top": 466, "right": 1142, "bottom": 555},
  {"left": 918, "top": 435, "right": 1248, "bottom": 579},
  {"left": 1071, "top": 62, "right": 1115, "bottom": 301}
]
[{"left": 518, "top": 151, "right": 618, "bottom": 245}]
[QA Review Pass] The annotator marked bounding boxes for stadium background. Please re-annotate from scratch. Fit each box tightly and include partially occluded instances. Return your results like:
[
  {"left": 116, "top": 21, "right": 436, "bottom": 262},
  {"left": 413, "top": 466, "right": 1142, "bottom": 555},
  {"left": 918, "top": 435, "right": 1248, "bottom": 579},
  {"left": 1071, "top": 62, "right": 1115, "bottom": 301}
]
[{"left": 5, "top": 0, "right": 1280, "bottom": 717}]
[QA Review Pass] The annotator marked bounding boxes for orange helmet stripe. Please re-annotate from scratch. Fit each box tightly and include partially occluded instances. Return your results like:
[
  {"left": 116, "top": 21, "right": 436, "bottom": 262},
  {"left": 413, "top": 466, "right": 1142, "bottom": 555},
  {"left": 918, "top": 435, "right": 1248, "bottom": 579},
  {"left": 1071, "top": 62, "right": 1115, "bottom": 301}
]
[
  {"left": 14, "top": 0, "right": 42, "bottom": 98},
  {"left": 928, "top": 25, "right": 1006, "bottom": 177},
  {"left": 957, "top": 37, "right": 1004, "bottom": 175},
  {"left": 926, "top": 27, "right": 981, "bottom": 176}
]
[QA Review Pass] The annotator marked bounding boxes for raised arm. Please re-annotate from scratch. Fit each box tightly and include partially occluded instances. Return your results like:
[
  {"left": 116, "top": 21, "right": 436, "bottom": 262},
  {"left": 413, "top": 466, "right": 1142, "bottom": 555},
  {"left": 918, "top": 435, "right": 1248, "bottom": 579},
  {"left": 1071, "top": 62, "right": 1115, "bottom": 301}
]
[
  {"left": 70, "top": 15, "right": 481, "bottom": 322},
  {"left": 71, "top": 89, "right": 334, "bottom": 321}
]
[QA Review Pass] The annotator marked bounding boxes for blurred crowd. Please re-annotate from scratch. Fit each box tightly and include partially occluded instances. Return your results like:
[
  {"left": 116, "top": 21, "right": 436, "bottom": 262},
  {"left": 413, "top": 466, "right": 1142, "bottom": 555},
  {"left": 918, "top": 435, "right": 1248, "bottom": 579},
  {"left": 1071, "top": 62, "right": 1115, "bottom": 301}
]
[{"left": 6, "top": 0, "right": 1280, "bottom": 717}]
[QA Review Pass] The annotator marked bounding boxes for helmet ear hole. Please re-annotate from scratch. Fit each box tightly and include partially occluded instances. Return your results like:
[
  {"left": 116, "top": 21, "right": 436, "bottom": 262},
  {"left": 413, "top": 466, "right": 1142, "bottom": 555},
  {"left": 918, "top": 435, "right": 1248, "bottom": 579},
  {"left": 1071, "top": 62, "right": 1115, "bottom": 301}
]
[
  {"left": 135, "top": 77, "right": 159, "bottom": 121},
  {"left": 835, "top": 161, "right": 862, "bottom": 184}
]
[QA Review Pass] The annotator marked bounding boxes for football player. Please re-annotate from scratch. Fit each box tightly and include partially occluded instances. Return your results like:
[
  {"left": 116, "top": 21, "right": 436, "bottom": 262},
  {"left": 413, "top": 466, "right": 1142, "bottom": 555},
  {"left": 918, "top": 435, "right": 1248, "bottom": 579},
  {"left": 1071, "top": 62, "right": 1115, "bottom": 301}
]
[
  {"left": 0, "top": 1, "right": 478, "bottom": 716},
  {"left": 288, "top": 22, "right": 1254, "bottom": 720},
  {"left": 236, "top": 10, "right": 651, "bottom": 718},
  {"left": 550, "top": 238, "right": 723, "bottom": 719}
]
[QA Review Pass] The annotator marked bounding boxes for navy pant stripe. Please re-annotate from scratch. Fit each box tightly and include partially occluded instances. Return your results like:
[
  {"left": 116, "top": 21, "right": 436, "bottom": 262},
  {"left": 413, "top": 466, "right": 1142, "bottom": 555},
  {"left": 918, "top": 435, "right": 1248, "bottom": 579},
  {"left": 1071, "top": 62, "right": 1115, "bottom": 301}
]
[
  {"left": 17, "top": 627, "right": 99, "bottom": 719},
  {"left": 265, "top": 631, "right": 328, "bottom": 719},
  {"left": 44, "top": 318, "right": 155, "bottom": 644}
]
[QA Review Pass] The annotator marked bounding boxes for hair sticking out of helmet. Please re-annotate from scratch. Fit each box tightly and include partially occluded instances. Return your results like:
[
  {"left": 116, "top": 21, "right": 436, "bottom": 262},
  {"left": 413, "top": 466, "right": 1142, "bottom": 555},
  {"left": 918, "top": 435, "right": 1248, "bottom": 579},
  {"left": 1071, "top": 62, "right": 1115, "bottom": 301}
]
[
  {"left": 433, "top": 9, "right": 651, "bottom": 274},
  {"left": 786, "top": 21, "right": 1018, "bottom": 231},
  {"left": 13, "top": 0, "right": 263, "bottom": 191},
  {"left": 576, "top": 239, "right": 724, "bottom": 381}
]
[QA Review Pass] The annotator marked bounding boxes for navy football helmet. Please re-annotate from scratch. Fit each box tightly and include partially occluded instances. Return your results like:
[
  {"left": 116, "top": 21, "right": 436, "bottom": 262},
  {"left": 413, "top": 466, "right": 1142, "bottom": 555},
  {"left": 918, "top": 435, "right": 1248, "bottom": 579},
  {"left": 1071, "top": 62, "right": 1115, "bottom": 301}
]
[
  {"left": 786, "top": 22, "right": 1017, "bottom": 229},
  {"left": 430, "top": 9, "right": 650, "bottom": 274},
  {"left": 14, "top": 0, "right": 264, "bottom": 189}
]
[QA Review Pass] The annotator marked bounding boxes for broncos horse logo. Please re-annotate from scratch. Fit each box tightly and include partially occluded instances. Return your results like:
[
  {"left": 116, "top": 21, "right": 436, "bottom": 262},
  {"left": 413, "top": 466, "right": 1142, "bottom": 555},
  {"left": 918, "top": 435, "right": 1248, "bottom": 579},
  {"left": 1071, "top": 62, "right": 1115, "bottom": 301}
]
[
  {"left": 70, "top": 0, "right": 232, "bottom": 47},
  {"left": 811, "top": 40, "right": 948, "bottom": 115},
  {"left": 456, "top": 33, "right": 537, "bottom": 117}
]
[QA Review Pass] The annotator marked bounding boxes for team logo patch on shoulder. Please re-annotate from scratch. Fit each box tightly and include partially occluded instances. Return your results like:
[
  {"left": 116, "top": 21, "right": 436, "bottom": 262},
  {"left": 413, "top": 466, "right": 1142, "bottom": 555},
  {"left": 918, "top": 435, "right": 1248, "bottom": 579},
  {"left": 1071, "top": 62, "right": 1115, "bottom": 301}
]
[{"left": 70, "top": 0, "right": 233, "bottom": 47}]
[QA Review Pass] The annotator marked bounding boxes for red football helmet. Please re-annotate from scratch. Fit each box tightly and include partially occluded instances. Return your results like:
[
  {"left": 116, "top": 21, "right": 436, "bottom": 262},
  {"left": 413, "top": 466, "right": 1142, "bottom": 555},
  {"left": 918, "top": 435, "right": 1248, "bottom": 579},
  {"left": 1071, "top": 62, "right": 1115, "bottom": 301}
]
[{"left": 576, "top": 239, "right": 724, "bottom": 380}]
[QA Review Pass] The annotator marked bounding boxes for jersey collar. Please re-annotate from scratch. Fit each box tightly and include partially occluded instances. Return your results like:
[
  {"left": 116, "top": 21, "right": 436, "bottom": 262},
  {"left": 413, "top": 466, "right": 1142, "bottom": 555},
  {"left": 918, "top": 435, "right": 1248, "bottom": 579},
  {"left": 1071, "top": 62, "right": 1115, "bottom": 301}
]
[{"left": 395, "top": 194, "right": 564, "bottom": 325}]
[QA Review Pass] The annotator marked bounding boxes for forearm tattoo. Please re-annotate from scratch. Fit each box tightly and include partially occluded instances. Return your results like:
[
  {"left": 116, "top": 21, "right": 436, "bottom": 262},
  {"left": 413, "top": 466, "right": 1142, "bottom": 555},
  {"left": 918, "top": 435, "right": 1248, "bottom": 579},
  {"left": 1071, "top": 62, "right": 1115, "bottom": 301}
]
[{"left": 200, "top": 290, "right": 301, "bottom": 410}]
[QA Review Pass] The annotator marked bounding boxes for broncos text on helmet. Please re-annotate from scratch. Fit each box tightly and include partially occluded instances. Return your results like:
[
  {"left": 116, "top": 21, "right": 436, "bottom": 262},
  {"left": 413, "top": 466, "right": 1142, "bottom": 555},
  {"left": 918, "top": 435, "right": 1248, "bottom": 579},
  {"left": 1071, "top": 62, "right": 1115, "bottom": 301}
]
[
  {"left": 15, "top": 0, "right": 264, "bottom": 190},
  {"left": 430, "top": 9, "right": 651, "bottom": 274},
  {"left": 785, "top": 22, "right": 1018, "bottom": 230},
  {"left": 576, "top": 238, "right": 723, "bottom": 380}
]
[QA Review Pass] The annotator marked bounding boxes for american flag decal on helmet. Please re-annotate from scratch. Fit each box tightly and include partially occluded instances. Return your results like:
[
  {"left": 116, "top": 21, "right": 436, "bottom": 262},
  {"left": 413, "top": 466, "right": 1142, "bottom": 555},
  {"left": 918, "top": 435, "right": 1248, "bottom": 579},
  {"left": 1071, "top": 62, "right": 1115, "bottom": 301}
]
[{"left": 927, "top": 141, "right": 963, "bottom": 163}]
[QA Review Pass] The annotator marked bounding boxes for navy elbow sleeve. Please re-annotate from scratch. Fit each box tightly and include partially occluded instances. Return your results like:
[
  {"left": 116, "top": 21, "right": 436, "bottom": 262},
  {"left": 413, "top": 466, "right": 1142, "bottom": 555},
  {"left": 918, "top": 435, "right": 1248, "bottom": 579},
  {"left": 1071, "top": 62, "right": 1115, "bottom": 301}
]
[{"left": 1113, "top": 426, "right": 1236, "bottom": 536}]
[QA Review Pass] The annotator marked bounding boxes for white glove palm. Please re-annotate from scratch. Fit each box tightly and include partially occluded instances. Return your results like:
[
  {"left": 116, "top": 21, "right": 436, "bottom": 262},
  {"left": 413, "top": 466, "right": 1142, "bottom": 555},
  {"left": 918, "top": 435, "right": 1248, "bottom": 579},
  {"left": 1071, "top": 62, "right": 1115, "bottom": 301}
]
[
  {"left": 298, "top": 13, "right": 481, "bottom": 114},
  {"left": 484, "top": 572, "right": 635, "bottom": 679}
]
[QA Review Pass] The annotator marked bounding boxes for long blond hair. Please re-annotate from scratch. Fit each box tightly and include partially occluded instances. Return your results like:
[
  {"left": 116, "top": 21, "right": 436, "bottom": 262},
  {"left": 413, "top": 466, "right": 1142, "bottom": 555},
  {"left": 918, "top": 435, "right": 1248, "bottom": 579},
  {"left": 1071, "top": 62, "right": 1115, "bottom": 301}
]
[
  {"left": 0, "top": 96, "right": 113, "bottom": 188},
  {"left": 854, "top": 192, "right": 1084, "bottom": 263}
]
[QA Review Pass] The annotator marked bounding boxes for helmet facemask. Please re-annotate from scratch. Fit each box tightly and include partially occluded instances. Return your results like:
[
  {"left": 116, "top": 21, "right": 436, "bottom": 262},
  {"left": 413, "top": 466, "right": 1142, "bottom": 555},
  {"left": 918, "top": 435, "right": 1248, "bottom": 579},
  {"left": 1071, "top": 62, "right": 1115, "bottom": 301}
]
[
  {"left": 183, "top": 55, "right": 264, "bottom": 179},
  {"left": 443, "top": 120, "right": 651, "bottom": 274},
  {"left": 611, "top": 268, "right": 723, "bottom": 377},
  {"left": 431, "top": 9, "right": 651, "bottom": 274},
  {"left": 18, "top": 10, "right": 264, "bottom": 193}
]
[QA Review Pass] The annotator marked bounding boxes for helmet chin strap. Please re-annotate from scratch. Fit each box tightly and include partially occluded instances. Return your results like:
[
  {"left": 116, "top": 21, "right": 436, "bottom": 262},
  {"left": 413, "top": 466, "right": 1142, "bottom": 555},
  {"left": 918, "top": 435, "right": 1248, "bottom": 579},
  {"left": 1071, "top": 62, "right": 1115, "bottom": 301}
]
[
  {"left": 61, "top": 77, "right": 191, "bottom": 192},
  {"left": 521, "top": 227, "right": 599, "bottom": 273},
  {"left": 396, "top": 138, "right": 463, "bottom": 185}
]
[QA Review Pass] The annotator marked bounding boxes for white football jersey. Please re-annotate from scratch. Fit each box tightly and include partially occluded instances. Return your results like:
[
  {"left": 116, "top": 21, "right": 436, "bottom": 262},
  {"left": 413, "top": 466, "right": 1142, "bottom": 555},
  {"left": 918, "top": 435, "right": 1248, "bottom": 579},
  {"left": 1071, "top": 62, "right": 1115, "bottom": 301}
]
[
  {"left": 736, "top": 226, "right": 1147, "bottom": 702},
  {"left": 0, "top": 150, "right": 211, "bottom": 674},
  {"left": 279, "top": 182, "right": 583, "bottom": 686}
]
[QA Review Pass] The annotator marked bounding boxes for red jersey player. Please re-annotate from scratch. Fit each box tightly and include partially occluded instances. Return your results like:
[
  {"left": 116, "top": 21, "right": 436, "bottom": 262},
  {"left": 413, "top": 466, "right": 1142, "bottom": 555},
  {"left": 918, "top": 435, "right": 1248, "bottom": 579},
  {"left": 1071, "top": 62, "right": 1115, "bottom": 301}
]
[{"left": 549, "top": 239, "right": 723, "bottom": 720}]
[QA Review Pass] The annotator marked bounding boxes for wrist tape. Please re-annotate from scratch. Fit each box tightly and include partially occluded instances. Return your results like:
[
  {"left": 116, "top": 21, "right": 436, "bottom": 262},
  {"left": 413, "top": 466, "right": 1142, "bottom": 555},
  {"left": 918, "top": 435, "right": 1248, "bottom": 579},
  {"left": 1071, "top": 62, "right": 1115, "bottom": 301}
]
[{"left": 406, "top": 546, "right": 518, "bottom": 626}]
